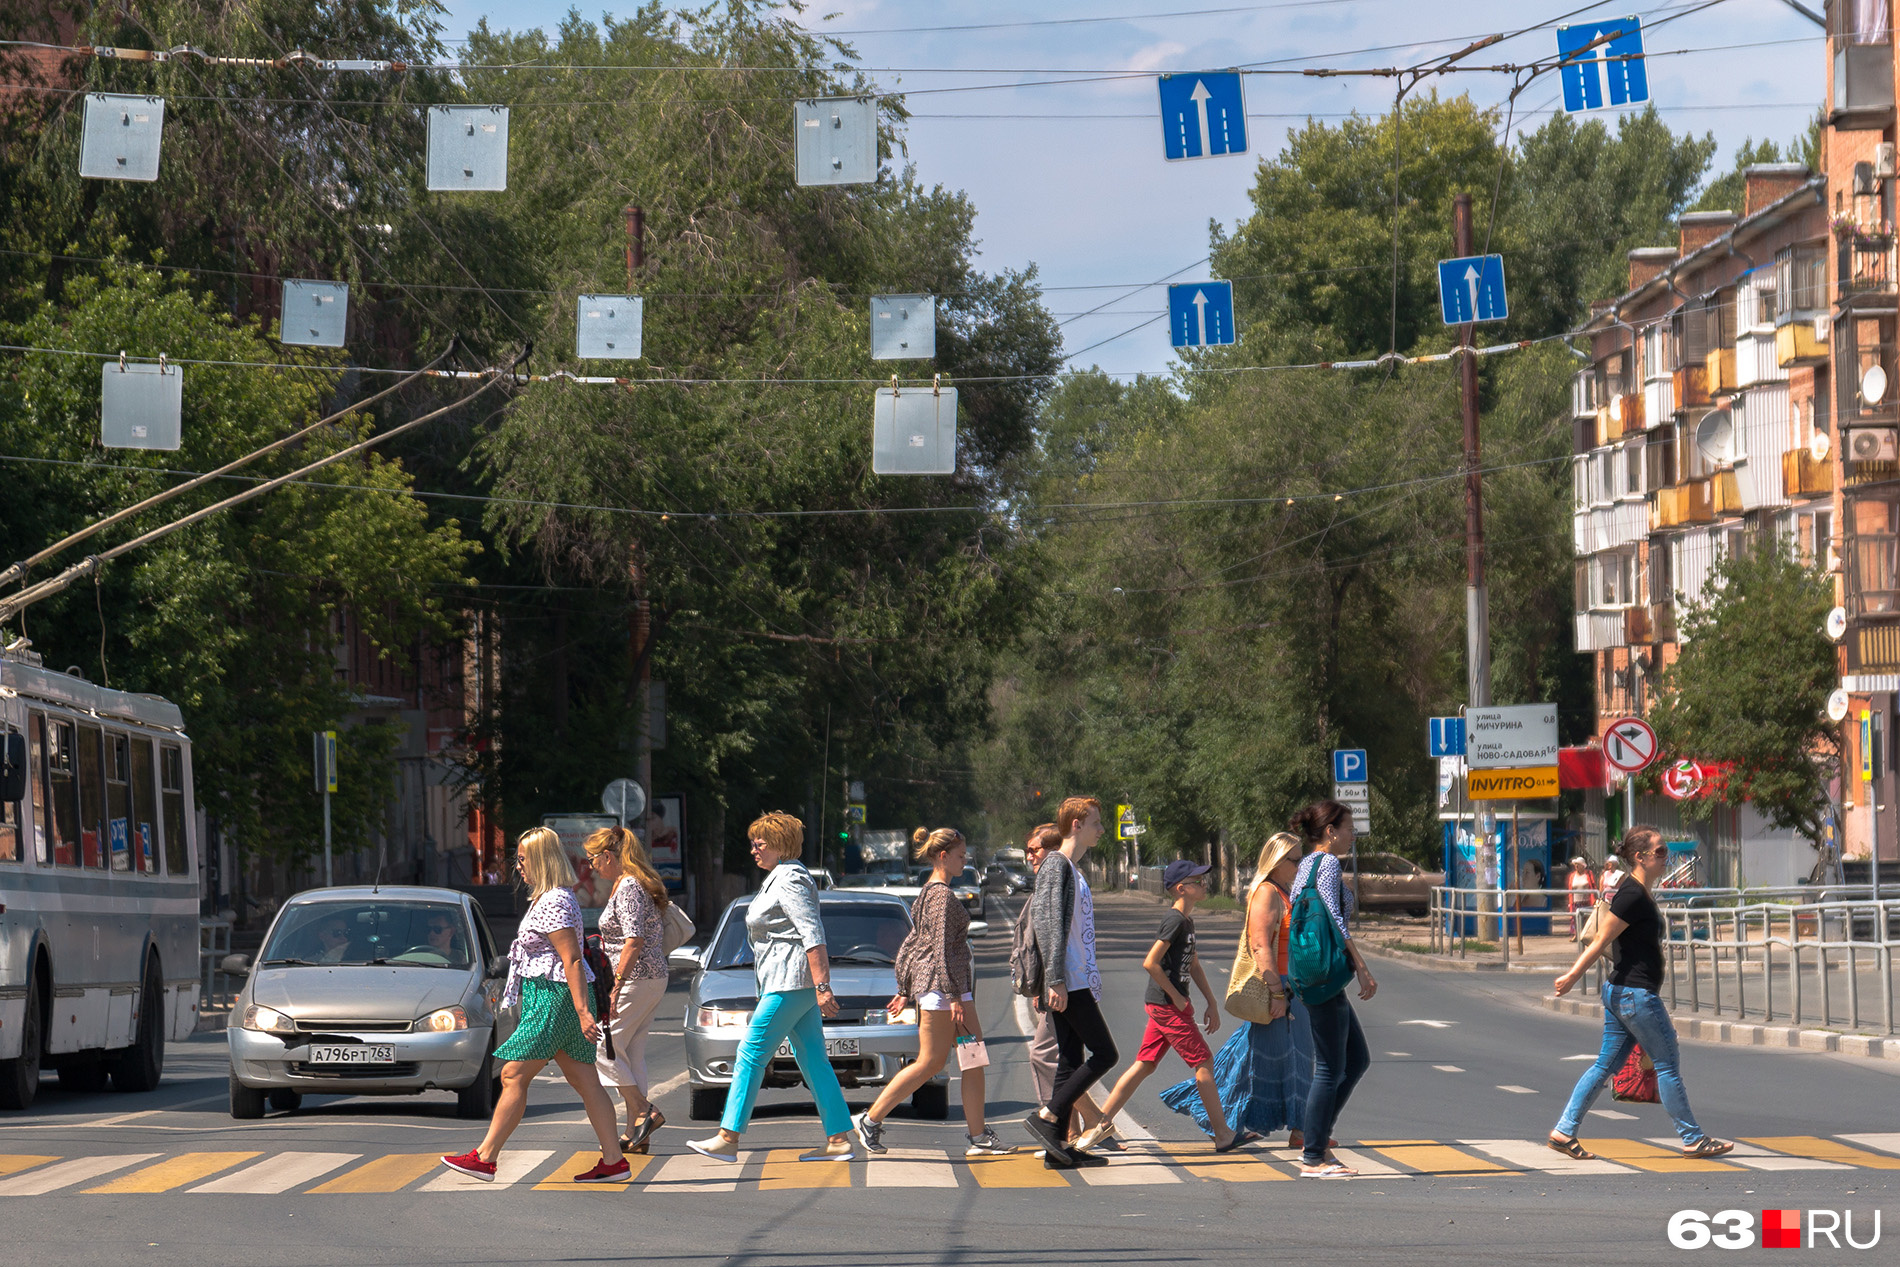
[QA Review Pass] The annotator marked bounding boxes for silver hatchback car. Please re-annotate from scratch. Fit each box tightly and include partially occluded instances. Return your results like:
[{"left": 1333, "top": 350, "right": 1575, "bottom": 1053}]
[
  {"left": 675, "top": 891, "right": 964, "bottom": 1122},
  {"left": 225, "top": 887, "right": 515, "bottom": 1119}
]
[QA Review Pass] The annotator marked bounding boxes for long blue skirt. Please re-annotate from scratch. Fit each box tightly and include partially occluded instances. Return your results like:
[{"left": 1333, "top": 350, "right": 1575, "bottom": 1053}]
[{"left": 1159, "top": 978, "right": 1313, "bottom": 1137}]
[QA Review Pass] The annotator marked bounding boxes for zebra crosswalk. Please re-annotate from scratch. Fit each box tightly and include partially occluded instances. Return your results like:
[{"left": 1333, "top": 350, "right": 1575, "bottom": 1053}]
[{"left": 1, "top": 1134, "right": 1896, "bottom": 1194}]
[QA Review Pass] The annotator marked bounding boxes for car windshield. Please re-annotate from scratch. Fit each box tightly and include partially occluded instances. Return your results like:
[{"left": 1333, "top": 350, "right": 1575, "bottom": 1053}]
[
  {"left": 260, "top": 901, "right": 472, "bottom": 968},
  {"left": 705, "top": 900, "right": 912, "bottom": 971},
  {"left": 957, "top": 867, "right": 980, "bottom": 886}
]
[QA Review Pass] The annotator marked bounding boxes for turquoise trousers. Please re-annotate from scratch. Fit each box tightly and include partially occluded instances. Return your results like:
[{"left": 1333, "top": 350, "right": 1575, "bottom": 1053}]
[{"left": 721, "top": 986, "right": 853, "bottom": 1137}]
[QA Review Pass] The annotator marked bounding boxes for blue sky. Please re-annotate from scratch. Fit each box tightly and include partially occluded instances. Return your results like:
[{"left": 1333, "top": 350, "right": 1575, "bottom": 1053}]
[{"left": 439, "top": 1, "right": 1823, "bottom": 375}]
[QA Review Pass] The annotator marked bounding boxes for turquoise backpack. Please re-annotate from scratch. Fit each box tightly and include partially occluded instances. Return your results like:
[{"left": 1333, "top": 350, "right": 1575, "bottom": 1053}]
[{"left": 1287, "top": 882, "right": 1356, "bottom": 1006}]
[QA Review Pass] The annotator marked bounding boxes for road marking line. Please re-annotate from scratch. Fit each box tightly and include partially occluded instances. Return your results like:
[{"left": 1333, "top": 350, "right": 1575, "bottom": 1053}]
[
  {"left": 1363, "top": 1143, "right": 1512, "bottom": 1176},
  {"left": 1433, "top": 1065, "right": 1464, "bottom": 1073},
  {"left": 1582, "top": 1138, "right": 1740, "bottom": 1173},
  {"left": 0, "top": 1155, "right": 58, "bottom": 1179},
  {"left": 0, "top": 1154, "right": 158, "bottom": 1195},
  {"left": 1322, "top": 1148, "right": 1403, "bottom": 1177},
  {"left": 865, "top": 1147, "right": 961, "bottom": 1188},
  {"left": 308, "top": 1153, "right": 442, "bottom": 1193},
  {"left": 1398, "top": 1020, "right": 1456, "bottom": 1028},
  {"left": 1152, "top": 1142, "right": 1290, "bottom": 1182},
  {"left": 86, "top": 1095, "right": 227, "bottom": 1128},
  {"left": 423, "top": 1148, "right": 554, "bottom": 1191},
  {"left": 532, "top": 1150, "right": 650, "bottom": 1191},
  {"left": 1496, "top": 1085, "right": 1538, "bottom": 1094},
  {"left": 1588, "top": 1109, "right": 1637, "bottom": 1120},
  {"left": 1562, "top": 1054, "right": 1597, "bottom": 1061},
  {"left": 968, "top": 1151, "right": 1071, "bottom": 1188},
  {"left": 1075, "top": 1144, "right": 1182, "bottom": 1186},
  {"left": 1841, "top": 1133, "right": 1900, "bottom": 1158},
  {"left": 1461, "top": 1139, "right": 1634, "bottom": 1176},
  {"left": 1745, "top": 1138, "right": 1900, "bottom": 1170},
  {"left": 190, "top": 1152, "right": 360, "bottom": 1193},
  {"left": 85, "top": 1152, "right": 260, "bottom": 1193},
  {"left": 759, "top": 1148, "right": 852, "bottom": 1189},
  {"left": 1384, "top": 1051, "right": 1411, "bottom": 1058},
  {"left": 1644, "top": 1138, "right": 1848, "bottom": 1172},
  {"left": 645, "top": 1151, "right": 738, "bottom": 1192},
  {"left": 647, "top": 1071, "right": 688, "bottom": 1098}
]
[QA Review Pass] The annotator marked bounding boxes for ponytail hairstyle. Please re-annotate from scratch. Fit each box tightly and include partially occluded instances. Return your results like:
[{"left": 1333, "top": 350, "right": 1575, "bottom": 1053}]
[
  {"left": 1616, "top": 825, "right": 1664, "bottom": 866},
  {"left": 1289, "top": 799, "right": 1353, "bottom": 845},
  {"left": 584, "top": 825, "right": 669, "bottom": 910},
  {"left": 911, "top": 826, "right": 930, "bottom": 854},
  {"left": 913, "top": 827, "right": 965, "bottom": 864}
]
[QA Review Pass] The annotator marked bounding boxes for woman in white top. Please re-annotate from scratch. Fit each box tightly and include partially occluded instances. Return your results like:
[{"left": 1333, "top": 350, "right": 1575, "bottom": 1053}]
[
  {"left": 442, "top": 828, "right": 628, "bottom": 1184},
  {"left": 585, "top": 826, "right": 671, "bottom": 1153}
]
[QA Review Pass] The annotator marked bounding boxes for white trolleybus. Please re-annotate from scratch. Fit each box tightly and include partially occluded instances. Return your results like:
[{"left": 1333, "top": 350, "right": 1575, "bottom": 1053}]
[{"left": 1, "top": 649, "right": 201, "bottom": 1109}]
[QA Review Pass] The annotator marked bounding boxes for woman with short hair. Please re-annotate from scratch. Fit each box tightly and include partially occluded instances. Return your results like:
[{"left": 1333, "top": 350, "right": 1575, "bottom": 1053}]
[
  {"left": 586, "top": 825, "right": 671, "bottom": 1153},
  {"left": 688, "top": 812, "right": 854, "bottom": 1162},
  {"left": 1547, "top": 826, "right": 1732, "bottom": 1160},
  {"left": 442, "top": 828, "right": 627, "bottom": 1183}
]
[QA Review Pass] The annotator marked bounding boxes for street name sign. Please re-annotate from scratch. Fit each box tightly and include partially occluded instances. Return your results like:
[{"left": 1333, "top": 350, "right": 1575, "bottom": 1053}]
[
  {"left": 1437, "top": 255, "right": 1508, "bottom": 324},
  {"left": 1467, "top": 767, "right": 1558, "bottom": 800},
  {"left": 1428, "top": 716, "right": 1466, "bottom": 758},
  {"left": 1168, "top": 281, "right": 1236, "bottom": 348},
  {"left": 1603, "top": 716, "right": 1658, "bottom": 775},
  {"left": 1465, "top": 704, "right": 1558, "bottom": 769},
  {"left": 1556, "top": 18, "right": 1648, "bottom": 114},
  {"left": 1157, "top": 71, "right": 1247, "bottom": 161}
]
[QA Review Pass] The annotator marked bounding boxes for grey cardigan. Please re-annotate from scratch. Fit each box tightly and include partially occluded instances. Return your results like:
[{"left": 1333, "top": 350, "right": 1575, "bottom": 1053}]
[
  {"left": 1029, "top": 852, "right": 1078, "bottom": 991},
  {"left": 746, "top": 861, "right": 827, "bottom": 995}
]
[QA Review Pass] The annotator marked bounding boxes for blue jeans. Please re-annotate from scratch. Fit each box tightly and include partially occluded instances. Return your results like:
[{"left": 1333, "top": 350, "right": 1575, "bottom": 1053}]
[
  {"left": 1554, "top": 981, "right": 1707, "bottom": 1146},
  {"left": 1300, "top": 991, "right": 1369, "bottom": 1166},
  {"left": 721, "top": 987, "right": 853, "bottom": 1137}
]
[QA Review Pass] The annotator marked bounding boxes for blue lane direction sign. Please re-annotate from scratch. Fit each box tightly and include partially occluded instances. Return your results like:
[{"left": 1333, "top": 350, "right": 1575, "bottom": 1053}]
[
  {"left": 1158, "top": 71, "right": 1247, "bottom": 161},
  {"left": 1556, "top": 18, "right": 1647, "bottom": 113},
  {"left": 1437, "top": 255, "right": 1508, "bottom": 325},
  {"left": 1332, "top": 749, "right": 1368, "bottom": 784},
  {"left": 1168, "top": 281, "right": 1236, "bottom": 348},
  {"left": 1428, "top": 717, "right": 1467, "bottom": 758}
]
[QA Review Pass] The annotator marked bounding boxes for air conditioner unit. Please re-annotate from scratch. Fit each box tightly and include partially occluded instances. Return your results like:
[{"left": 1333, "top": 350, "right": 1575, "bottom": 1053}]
[
  {"left": 1879, "top": 142, "right": 1897, "bottom": 180},
  {"left": 1847, "top": 427, "right": 1900, "bottom": 462}
]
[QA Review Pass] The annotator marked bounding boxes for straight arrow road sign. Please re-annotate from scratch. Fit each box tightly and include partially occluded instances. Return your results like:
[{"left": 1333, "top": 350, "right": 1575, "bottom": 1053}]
[
  {"left": 1168, "top": 281, "right": 1236, "bottom": 348},
  {"left": 1157, "top": 71, "right": 1247, "bottom": 161},
  {"left": 1437, "top": 255, "right": 1508, "bottom": 324}
]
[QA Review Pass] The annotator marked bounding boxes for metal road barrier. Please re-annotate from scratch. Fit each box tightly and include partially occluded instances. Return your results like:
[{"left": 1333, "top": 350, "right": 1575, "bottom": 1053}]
[{"left": 199, "top": 917, "right": 234, "bottom": 1016}]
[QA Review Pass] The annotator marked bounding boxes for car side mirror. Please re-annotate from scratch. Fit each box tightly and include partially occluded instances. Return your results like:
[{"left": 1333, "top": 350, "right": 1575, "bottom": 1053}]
[
  {"left": 485, "top": 954, "right": 509, "bottom": 980},
  {"left": 667, "top": 946, "right": 701, "bottom": 971},
  {"left": 219, "top": 953, "right": 251, "bottom": 976}
]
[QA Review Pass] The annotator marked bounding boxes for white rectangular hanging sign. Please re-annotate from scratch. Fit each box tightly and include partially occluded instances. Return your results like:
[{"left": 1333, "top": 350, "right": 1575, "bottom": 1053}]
[
  {"left": 280, "top": 280, "right": 349, "bottom": 348},
  {"left": 426, "top": 105, "right": 509, "bottom": 192},
  {"left": 872, "top": 386, "right": 956, "bottom": 476},
  {"left": 575, "top": 295, "right": 644, "bottom": 360},
  {"left": 870, "top": 295, "right": 935, "bottom": 360},
  {"left": 79, "top": 94, "right": 165, "bottom": 181},
  {"left": 101, "top": 360, "right": 183, "bottom": 450},
  {"left": 795, "top": 97, "right": 877, "bottom": 186}
]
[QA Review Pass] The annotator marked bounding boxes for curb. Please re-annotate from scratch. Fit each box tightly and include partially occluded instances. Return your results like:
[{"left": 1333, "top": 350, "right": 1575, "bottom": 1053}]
[
  {"left": 1538, "top": 993, "right": 1897, "bottom": 1061},
  {"left": 1355, "top": 940, "right": 1553, "bottom": 974}
]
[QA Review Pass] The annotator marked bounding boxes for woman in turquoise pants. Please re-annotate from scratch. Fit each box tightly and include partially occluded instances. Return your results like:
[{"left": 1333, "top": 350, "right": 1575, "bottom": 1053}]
[{"left": 688, "top": 811, "right": 855, "bottom": 1161}]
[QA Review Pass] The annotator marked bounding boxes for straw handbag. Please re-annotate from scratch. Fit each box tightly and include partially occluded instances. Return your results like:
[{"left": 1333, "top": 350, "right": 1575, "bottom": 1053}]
[{"left": 1224, "top": 927, "right": 1281, "bottom": 1024}]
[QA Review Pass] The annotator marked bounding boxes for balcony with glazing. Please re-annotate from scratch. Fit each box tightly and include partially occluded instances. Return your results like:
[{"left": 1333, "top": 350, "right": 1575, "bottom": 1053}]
[
  {"left": 1774, "top": 243, "right": 1830, "bottom": 367},
  {"left": 1830, "top": 6, "right": 1895, "bottom": 127}
]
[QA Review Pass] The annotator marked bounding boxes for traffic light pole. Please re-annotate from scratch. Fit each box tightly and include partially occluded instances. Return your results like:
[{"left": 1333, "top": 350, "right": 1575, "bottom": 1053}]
[{"left": 1455, "top": 192, "right": 1491, "bottom": 709}]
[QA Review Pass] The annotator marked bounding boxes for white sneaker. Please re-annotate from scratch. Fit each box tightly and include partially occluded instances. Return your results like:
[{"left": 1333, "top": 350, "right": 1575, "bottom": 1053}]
[{"left": 686, "top": 1134, "right": 740, "bottom": 1162}]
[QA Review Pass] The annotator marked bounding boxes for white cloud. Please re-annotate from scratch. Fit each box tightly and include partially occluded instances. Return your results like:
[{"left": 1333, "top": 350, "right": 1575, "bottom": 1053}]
[{"left": 1124, "top": 41, "right": 1187, "bottom": 73}]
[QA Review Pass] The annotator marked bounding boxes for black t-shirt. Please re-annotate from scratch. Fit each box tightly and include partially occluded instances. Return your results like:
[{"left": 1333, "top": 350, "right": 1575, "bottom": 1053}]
[
  {"left": 1607, "top": 880, "right": 1664, "bottom": 991},
  {"left": 1145, "top": 909, "right": 1195, "bottom": 1006}
]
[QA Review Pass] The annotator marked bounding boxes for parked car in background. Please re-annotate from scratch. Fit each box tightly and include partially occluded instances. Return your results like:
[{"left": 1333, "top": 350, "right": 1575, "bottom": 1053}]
[
  {"left": 1339, "top": 852, "right": 1444, "bottom": 917},
  {"left": 807, "top": 867, "right": 835, "bottom": 890},
  {"left": 983, "top": 860, "right": 1031, "bottom": 894},
  {"left": 224, "top": 887, "right": 513, "bottom": 1119},
  {"left": 673, "top": 891, "right": 950, "bottom": 1121}
]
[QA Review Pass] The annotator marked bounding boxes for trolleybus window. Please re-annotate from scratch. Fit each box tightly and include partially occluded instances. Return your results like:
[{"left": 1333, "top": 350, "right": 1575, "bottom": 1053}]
[
  {"left": 77, "top": 722, "right": 105, "bottom": 868},
  {"left": 161, "top": 743, "right": 187, "bottom": 876},
  {"left": 0, "top": 730, "right": 17, "bottom": 863},
  {"left": 130, "top": 735, "right": 157, "bottom": 873},
  {"left": 106, "top": 731, "right": 132, "bottom": 872},
  {"left": 38, "top": 713, "right": 81, "bottom": 866}
]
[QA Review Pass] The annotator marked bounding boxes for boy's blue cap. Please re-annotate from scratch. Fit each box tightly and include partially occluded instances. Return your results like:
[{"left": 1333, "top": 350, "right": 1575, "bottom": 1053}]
[{"left": 1163, "top": 860, "right": 1212, "bottom": 890}]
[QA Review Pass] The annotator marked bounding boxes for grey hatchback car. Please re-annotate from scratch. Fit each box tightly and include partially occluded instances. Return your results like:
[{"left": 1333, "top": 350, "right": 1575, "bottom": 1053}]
[
  {"left": 673, "top": 890, "right": 949, "bottom": 1122},
  {"left": 225, "top": 887, "right": 515, "bottom": 1119}
]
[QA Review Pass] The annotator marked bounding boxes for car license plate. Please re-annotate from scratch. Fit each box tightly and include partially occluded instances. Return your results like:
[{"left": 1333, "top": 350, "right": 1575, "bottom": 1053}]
[
  {"left": 775, "top": 1038, "right": 861, "bottom": 1058},
  {"left": 308, "top": 1044, "right": 396, "bottom": 1064}
]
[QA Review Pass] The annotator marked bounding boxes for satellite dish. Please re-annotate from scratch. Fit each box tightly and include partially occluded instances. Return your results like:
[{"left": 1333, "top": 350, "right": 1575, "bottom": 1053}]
[
  {"left": 1865, "top": 364, "right": 1890, "bottom": 406},
  {"left": 1828, "top": 688, "right": 1852, "bottom": 723},
  {"left": 1811, "top": 431, "right": 1832, "bottom": 461},
  {"left": 1826, "top": 606, "right": 1848, "bottom": 640},
  {"left": 1694, "top": 409, "right": 1735, "bottom": 466}
]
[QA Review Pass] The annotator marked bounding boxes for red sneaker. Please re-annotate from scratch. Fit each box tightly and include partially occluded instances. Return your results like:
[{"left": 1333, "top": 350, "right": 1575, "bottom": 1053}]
[
  {"left": 441, "top": 1150, "right": 496, "bottom": 1182},
  {"left": 572, "top": 1156, "right": 631, "bottom": 1184}
]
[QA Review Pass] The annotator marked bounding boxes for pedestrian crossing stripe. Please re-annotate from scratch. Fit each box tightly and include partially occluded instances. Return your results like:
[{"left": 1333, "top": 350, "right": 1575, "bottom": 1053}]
[{"left": 3, "top": 1135, "right": 1897, "bottom": 1192}]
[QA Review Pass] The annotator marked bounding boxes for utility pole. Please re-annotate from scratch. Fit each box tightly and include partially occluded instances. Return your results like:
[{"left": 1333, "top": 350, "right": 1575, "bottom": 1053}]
[
  {"left": 1455, "top": 192, "right": 1491, "bottom": 709},
  {"left": 625, "top": 206, "right": 655, "bottom": 856}
]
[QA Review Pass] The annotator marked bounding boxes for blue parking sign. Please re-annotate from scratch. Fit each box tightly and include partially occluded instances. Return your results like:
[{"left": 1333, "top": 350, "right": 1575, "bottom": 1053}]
[{"left": 1332, "top": 749, "right": 1368, "bottom": 784}]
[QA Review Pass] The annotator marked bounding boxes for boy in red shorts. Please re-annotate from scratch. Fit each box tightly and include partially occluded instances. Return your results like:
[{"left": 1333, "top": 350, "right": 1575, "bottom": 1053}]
[{"left": 1076, "top": 860, "right": 1254, "bottom": 1153}]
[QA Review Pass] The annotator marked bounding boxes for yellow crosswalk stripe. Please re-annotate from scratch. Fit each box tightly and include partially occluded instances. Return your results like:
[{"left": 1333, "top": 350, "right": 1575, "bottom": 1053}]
[
  {"left": 759, "top": 1148, "right": 852, "bottom": 1190},
  {"left": 1151, "top": 1142, "right": 1290, "bottom": 1181},
  {"left": 1583, "top": 1139, "right": 1741, "bottom": 1173},
  {"left": 967, "top": 1151, "right": 1072, "bottom": 1188},
  {"left": 0, "top": 1156, "right": 57, "bottom": 1179},
  {"left": 1745, "top": 1138, "right": 1900, "bottom": 1170},
  {"left": 85, "top": 1152, "right": 261, "bottom": 1194},
  {"left": 309, "top": 1154, "right": 443, "bottom": 1194},
  {"left": 1362, "top": 1141, "right": 1511, "bottom": 1176},
  {"left": 532, "top": 1151, "right": 652, "bottom": 1191}
]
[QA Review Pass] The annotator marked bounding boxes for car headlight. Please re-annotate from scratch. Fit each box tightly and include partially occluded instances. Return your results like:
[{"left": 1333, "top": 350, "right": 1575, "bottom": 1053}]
[
  {"left": 241, "top": 1005, "right": 297, "bottom": 1036},
  {"left": 695, "top": 1006, "right": 752, "bottom": 1028},
  {"left": 892, "top": 1006, "right": 919, "bottom": 1025},
  {"left": 414, "top": 1006, "right": 468, "bottom": 1033}
]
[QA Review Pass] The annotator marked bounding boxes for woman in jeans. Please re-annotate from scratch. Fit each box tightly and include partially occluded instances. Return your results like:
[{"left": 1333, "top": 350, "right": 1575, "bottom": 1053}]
[
  {"left": 1286, "top": 800, "right": 1377, "bottom": 1179},
  {"left": 688, "top": 811, "right": 854, "bottom": 1162},
  {"left": 1548, "top": 826, "right": 1733, "bottom": 1160},
  {"left": 853, "top": 828, "right": 1007, "bottom": 1158},
  {"left": 442, "top": 828, "right": 628, "bottom": 1184},
  {"left": 585, "top": 826, "right": 670, "bottom": 1153}
]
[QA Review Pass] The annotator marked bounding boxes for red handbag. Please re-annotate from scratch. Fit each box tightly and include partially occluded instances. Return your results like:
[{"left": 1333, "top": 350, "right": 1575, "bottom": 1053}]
[{"left": 1612, "top": 1044, "right": 1658, "bottom": 1103}]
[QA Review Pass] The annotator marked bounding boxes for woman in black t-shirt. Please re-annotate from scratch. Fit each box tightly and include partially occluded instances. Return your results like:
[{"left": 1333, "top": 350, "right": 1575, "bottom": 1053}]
[{"left": 1545, "top": 826, "right": 1733, "bottom": 1161}]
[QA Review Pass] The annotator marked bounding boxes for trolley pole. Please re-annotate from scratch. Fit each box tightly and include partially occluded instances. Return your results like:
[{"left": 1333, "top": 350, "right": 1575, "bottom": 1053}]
[{"left": 1455, "top": 192, "right": 1491, "bottom": 709}]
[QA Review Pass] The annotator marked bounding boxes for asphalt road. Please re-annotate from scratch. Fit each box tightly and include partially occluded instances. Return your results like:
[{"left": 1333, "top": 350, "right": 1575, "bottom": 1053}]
[{"left": 3, "top": 892, "right": 1897, "bottom": 1265}]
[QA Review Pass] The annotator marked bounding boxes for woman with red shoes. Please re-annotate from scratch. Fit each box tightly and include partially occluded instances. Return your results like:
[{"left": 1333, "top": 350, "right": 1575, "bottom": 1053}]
[{"left": 442, "top": 827, "right": 628, "bottom": 1184}]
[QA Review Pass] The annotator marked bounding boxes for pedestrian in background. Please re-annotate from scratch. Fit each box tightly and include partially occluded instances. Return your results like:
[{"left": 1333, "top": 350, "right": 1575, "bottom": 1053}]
[
  {"left": 1161, "top": 830, "right": 1316, "bottom": 1149},
  {"left": 854, "top": 828, "right": 1008, "bottom": 1158},
  {"left": 585, "top": 825, "right": 670, "bottom": 1154},
  {"left": 442, "top": 828, "right": 628, "bottom": 1184},
  {"left": 1287, "top": 800, "right": 1377, "bottom": 1179},
  {"left": 1079, "top": 860, "right": 1251, "bottom": 1153},
  {"left": 1021, "top": 824, "right": 1110, "bottom": 1148},
  {"left": 1022, "top": 796, "right": 1115, "bottom": 1169},
  {"left": 688, "top": 812, "right": 855, "bottom": 1163},
  {"left": 1547, "top": 826, "right": 1733, "bottom": 1161},
  {"left": 1566, "top": 856, "right": 1597, "bottom": 938}
]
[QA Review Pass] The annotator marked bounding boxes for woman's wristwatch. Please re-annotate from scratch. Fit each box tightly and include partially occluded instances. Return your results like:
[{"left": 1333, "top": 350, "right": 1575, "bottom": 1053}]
[{"left": 815, "top": 982, "right": 834, "bottom": 996}]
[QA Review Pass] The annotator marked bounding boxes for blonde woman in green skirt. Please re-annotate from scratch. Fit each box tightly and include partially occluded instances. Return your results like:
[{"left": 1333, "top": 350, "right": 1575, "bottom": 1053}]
[{"left": 442, "top": 828, "right": 628, "bottom": 1183}]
